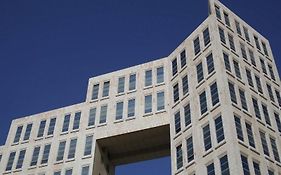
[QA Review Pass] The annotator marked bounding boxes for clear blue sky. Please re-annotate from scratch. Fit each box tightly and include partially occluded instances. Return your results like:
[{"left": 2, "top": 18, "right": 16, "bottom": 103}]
[{"left": 0, "top": 0, "right": 280, "bottom": 174}]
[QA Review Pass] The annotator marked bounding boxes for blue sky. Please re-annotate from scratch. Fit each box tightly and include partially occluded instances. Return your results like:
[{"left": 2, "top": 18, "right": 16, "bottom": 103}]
[{"left": 0, "top": 0, "right": 280, "bottom": 174}]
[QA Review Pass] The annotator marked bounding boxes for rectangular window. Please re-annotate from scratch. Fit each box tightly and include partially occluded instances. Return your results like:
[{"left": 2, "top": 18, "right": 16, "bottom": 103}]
[
  {"left": 215, "top": 5, "right": 221, "bottom": 20},
  {"left": 62, "top": 114, "right": 70, "bottom": 133},
  {"left": 275, "top": 89, "right": 281, "bottom": 107},
  {"left": 129, "top": 73, "right": 136, "bottom": 91},
  {"left": 270, "top": 137, "right": 280, "bottom": 162},
  {"left": 233, "top": 60, "right": 241, "bottom": 79},
  {"left": 47, "top": 118, "right": 56, "bottom": 136},
  {"left": 235, "top": 20, "right": 242, "bottom": 35},
  {"left": 219, "top": 27, "right": 226, "bottom": 44},
  {"left": 223, "top": 53, "right": 231, "bottom": 72},
  {"left": 186, "top": 136, "right": 194, "bottom": 162},
  {"left": 220, "top": 155, "right": 230, "bottom": 175},
  {"left": 54, "top": 171, "right": 61, "bottom": 175},
  {"left": 157, "top": 66, "right": 164, "bottom": 84},
  {"left": 203, "top": 124, "right": 212, "bottom": 151},
  {"left": 176, "top": 145, "right": 183, "bottom": 169},
  {"left": 82, "top": 166, "right": 90, "bottom": 175},
  {"left": 13, "top": 125, "right": 23, "bottom": 143},
  {"left": 180, "top": 50, "right": 187, "bottom": 68},
  {"left": 268, "top": 169, "right": 274, "bottom": 175},
  {"left": 41, "top": 144, "right": 51, "bottom": 164},
  {"left": 91, "top": 84, "right": 99, "bottom": 100},
  {"left": 207, "top": 162, "right": 215, "bottom": 175},
  {"left": 88, "top": 108, "right": 96, "bottom": 127},
  {"left": 37, "top": 120, "right": 46, "bottom": 137},
  {"left": 240, "top": 43, "right": 247, "bottom": 59},
  {"left": 84, "top": 135, "right": 93, "bottom": 156},
  {"left": 73, "top": 112, "right": 81, "bottom": 130},
  {"left": 115, "top": 101, "right": 124, "bottom": 120},
  {"left": 224, "top": 12, "right": 231, "bottom": 27},
  {"left": 249, "top": 49, "right": 256, "bottom": 66},
  {"left": 268, "top": 64, "right": 276, "bottom": 81},
  {"left": 260, "top": 58, "right": 267, "bottom": 74},
  {"left": 184, "top": 104, "right": 191, "bottom": 127},
  {"left": 262, "top": 104, "right": 271, "bottom": 126},
  {"left": 102, "top": 81, "right": 110, "bottom": 97},
  {"left": 31, "top": 146, "right": 40, "bottom": 166},
  {"left": 245, "top": 69, "right": 254, "bottom": 87},
  {"left": 275, "top": 113, "right": 281, "bottom": 133},
  {"left": 262, "top": 41, "right": 269, "bottom": 56},
  {"left": 65, "top": 169, "right": 73, "bottom": 175},
  {"left": 206, "top": 53, "right": 214, "bottom": 74},
  {"left": 182, "top": 75, "right": 188, "bottom": 96},
  {"left": 23, "top": 123, "right": 33, "bottom": 141},
  {"left": 245, "top": 122, "right": 255, "bottom": 148},
  {"left": 128, "top": 98, "right": 135, "bottom": 118},
  {"left": 145, "top": 69, "right": 152, "bottom": 87},
  {"left": 175, "top": 111, "right": 181, "bottom": 134},
  {"left": 254, "top": 36, "right": 261, "bottom": 50},
  {"left": 259, "top": 131, "right": 269, "bottom": 156},
  {"left": 68, "top": 138, "right": 77, "bottom": 159},
  {"left": 243, "top": 26, "right": 250, "bottom": 42},
  {"left": 6, "top": 151, "right": 16, "bottom": 171},
  {"left": 172, "top": 58, "right": 178, "bottom": 76},
  {"left": 228, "top": 34, "right": 235, "bottom": 51},
  {"left": 267, "top": 84, "right": 275, "bottom": 102},
  {"left": 56, "top": 141, "right": 66, "bottom": 161},
  {"left": 252, "top": 98, "right": 261, "bottom": 120},
  {"left": 197, "top": 62, "right": 204, "bottom": 83},
  {"left": 144, "top": 94, "right": 152, "bottom": 114},
  {"left": 215, "top": 116, "right": 225, "bottom": 143},
  {"left": 194, "top": 37, "right": 201, "bottom": 55},
  {"left": 117, "top": 76, "right": 125, "bottom": 93},
  {"left": 210, "top": 82, "right": 219, "bottom": 106},
  {"left": 255, "top": 75, "right": 263, "bottom": 93},
  {"left": 157, "top": 91, "right": 165, "bottom": 111},
  {"left": 200, "top": 91, "right": 207, "bottom": 115},
  {"left": 99, "top": 105, "right": 108, "bottom": 124},
  {"left": 16, "top": 149, "right": 26, "bottom": 169},
  {"left": 228, "top": 81, "right": 237, "bottom": 104},
  {"left": 173, "top": 83, "right": 179, "bottom": 103},
  {"left": 253, "top": 161, "right": 261, "bottom": 175},
  {"left": 234, "top": 115, "right": 244, "bottom": 141},
  {"left": 241, "top": 154, "right": 250, "bottom": 175},
  {"left": 239, "top": 89, "right": 248, "bottom": 111},
  {"left": 203, "top": 28, "right": 210, "bottom": 46}
]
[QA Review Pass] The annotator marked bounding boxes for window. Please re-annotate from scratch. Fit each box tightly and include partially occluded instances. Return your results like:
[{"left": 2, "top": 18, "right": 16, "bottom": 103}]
[
  {"left": 210, "top": 82, "right": 219, "bottom": 106},
  {"left": 275, "top": 89, "right": 281, "bottom": 107},
  {"left": 184, "top": 104, "right": 191, "bottom": 127},
  {"left": 47, "top": 118, "right": 56, "bottom": 136},
  {"left": 16, "top": 149, "right": 26, "bottom": 169},
  {"left": 186, "top": 136, "right": 194, "bottom": 162},
  {"left": 203, "top": 28, "right": 210, "bottom": 46},
  {"left": 207, "top": 162, "right": 215, "bottom": 175},
  {"left": 115, "top": 101, "right": 124, "bottom": 120},
  {"left": 215, "top": 5, "right": 221, "bottom": 20},
  {"left": 255, "top": 75, "right": 263, "bottom": 93},
  {"left": 267, "top": 84, "right": 275, "bottom": 102},
  {"left": 220, "top": 155, "right": 230, "bottom": 175},
  {"left": 82, "top": 166, "right": 90, "bottom": 175},
  {"left": 223, "top": 53, "right": 231, "bottom": 72},
  {"left": 175, "top": 111, "right": 181, "bottom": 134},
  {"left": 68, "top": 138, "right": 77, "bottom": 159},
  {"left": 249, "top": 49, "right": 256, "bottom": 66},
  {"left": 6, "top": 151, "right": 16, "bottom": 171},
  {"left": 270, "top": 137, "right": 280, "bottom": 162},
  {"left": 215, "top": 116, "right": 225, "bottom": 143},
  {"left": 206, "top": 53, "right": 214, "bottom": 74},
  {"left": 228, "top": 81, "right": 237, "bottom": 104},
  {"left": 172, "top": 58, "right": 178, "bottom": 76},
  {"left": 157, "top": 66, "right": 164, "bottom": 84},
  {"left": 144, "top": 94, "right": 152, "bottom": 114},
  {"left": 54, "top": 171, "right": 61, "bottom": 175},
  {"left": 243, "top": 26, "right": 250, "bottom": 42},
  {"left": 194, "top": 37, "right": 201, "bottom": 55},
  {"left": 99, "top": 105, "right": 108, "bottom": 124},
  {"left": 73, "top": 112, "right": 81, "bottom": 130},
  {"left": 173, "top": 83, "right": 179, "bottom": 103},
  {"left": 260, "top": 58, "right": 267, "bottom": 74},
  {"left": 37, "top": 120, "right": 46, "bottom": 137},
  {"left": 233, "top": 60, "right": 241, "bottom": 79},
  {"left": 262, "top": 41, "right": 269, "bottom": 56},
  {"left": 228, "top": 34, "right": 235, "bottom": 51},
  {"left": 262, "top": 104, "right": 271, "bottom": 126},
  {"left": 0, "top": 154, "right": 2, "bottom": 163},
  {"left": 259, "top": 131, "right": 269, "bottom": 156},
  {"left": 245, "top": 122, "right": 255, "bottom": 148},
  {"left": 268, "top": 64, "right": 276, "bottom": 81},
  {"left": 145, "top": 69, "right": 152, "bottom": 87},
  {"left": 65, "top": 169, "right": 73, "bottom": 175},
  {"left": 84, "top": 135, "right": 93, "bottom": 156},
  {"left": 241, "top": 154, "right": 250, "bottom": 175},
  {"left": 157, "top": 91, "right": 165, "bottom": 111},
  {"left": 13, "top": 125, "right": 23, "bottom": 143},
  {"left": 245, "top": 69, "right": 254, "bottom": 87},
  {"left": 235, "top": 20, "right": 242, "bottom": 35},
  {"left": 200, "top": 91, "right": 207, "bottom": 115},
  {"left": 275, "top": 113, "right": 281, "bottom": 133},
  {"left": 224, "top": 12, "right": 231, "bottom": 27},
  {"left": 176, "top": 145, "right": 183, "bottom": 169},
  {"left": 62, "top": 114, "right": 70, "bottom": 133},
  {"left": 239, "top": 89, "right": 248, "bottom": 111},
  {"left": 102, "top": 81, "right": 110, "bottom": 97},
  {"left": 253, "top": 161, "right": 261, "bottom": 175},
  {"left": 219, "top": 27, "right": 226, "bottom": 44},
  {"left": 182, "top": 75, "right": 188, "bottom": 96},
  {"left": 129, "top": 73, "right": 136, "bottom": 91},
  {"left": 180, "top": 50, "right": 187, "bottom": 68},
  {"left": 254, "top": 36, "right": 261, "bottom": 50},
  {"left": 117, "top": 76, "right": 125, "bottom": 93},
  {"left": 91, "top": 84, "right": 99, "bottom": 100},
  {"left": 240, "top": 43, "right": 247, "bottom": 59},
  {"left": 56, "top": 141, "right": 66, "bottom": 161},
  {"left": 268, "top": 169, "right": 274, "bottom": 175},
  {"left": 31, "top": 146, "right": 40, "bottom": 166},
  {"left": 23, "top": 123, "right": 32, "bottom": 141},
  {"left": 41, "top": 144, "right": 51, "bottom": 164},
  {"left": 88, "top": 108, "right": 96, "bottom": 127},
  {"left": 203, "top": 124, "right": 212, "bottom": 151},
  {"left": 128, "top": 98, "right": 135, "bottom": 117},
  {"left": 234, "top": 115, "right": 244, "bottom": 141},
  {"left": 197, "top": 62, "right": 204, "bottom": 83},
  {"left": 252, "top": 98, "right": 261, "bottom": 120}
]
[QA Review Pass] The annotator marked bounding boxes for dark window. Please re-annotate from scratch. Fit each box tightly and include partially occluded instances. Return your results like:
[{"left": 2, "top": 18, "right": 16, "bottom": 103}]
[
  {"left": 200, "top": 91, "right": 208, "bottom": 114},
  {"left": 245, "top": 122, "right": 255, "bottom": 148},
  {"left": 102, "top": 81, "right": 110, "bottom": 97},
  {"left": 99, "top": 105, "right": 108, "bottom": 124},
  {"left": 206, "top": 53, "right": 214, "bottom": 74},
  {"left": 267, "top": 84, "right": 275, "bottom": 102},
  {"left": 240, "top": 43, "right": 247, "bottom": 59},
  {"left": 175, "top": 111, "right": 181, "bottom": 134},
  {"left": 129, "top": 73, "right": 136, "bottom": 91},
  {"left": 91, "top": 84, "right": 99, "bottom": 100},
  {"left": 275, "top": 112, "right": 281, "bottom": 133},
  {"left": 259, "top": 131, "right": 269, "bottom": 156},
  {"left": 41, "top": 144, "right": 51, "bottom": 164},
  {"left": 176, "top": 145, "right": 183, "bottom": 169},
  {"left": 243, "top": 26, "right": 250, "bottom": 42},
  {"left": 262, "top": 104, "right": 271, "bottom": 126},
  {"left": 56, "top": 141, "right": 66, "bottom": 161},
  {"left": 180, "top": 50, "right": 187, "bottom": 68},
  {"left": 234, "top": 115, "right": 244, "bottom": 141},
  {"left": 73, "top": 112, "right": 81, "bottom": 130},
  {"left": 16, "top": 149, "right": 26, "bottom": 169},
  {"left": 88, "top": 108, "right": 96, "bottom": 127},
  {"left": 157, "top": 91, "right": 165, "bottom": 111},
  {"left": 233, "top": 60, "right": 241, "bottom": 79},
  {"left": 6, "top": 151, "right": 16, "bottom": 171},
  {"left": 38, "top": 120, "right": 46, "bottom": 137},
  {"left": 253, "top": 161, "right": 261, "bottom": 175},
  {"left": 270, "top": 137, "right": 280, "bottom": 162},
  {"left": 194, "top": 37, "right": 201, "bottom": 55},
  {"left": 23, "top": 123, "right": 33, "bottom": 141},
  {"left": 157, "top": 66, "right": 164, "bottom": 84},
  {"left": 223, "top": 53, "right": 231, "bottom": 72},
  {"left": 239, "top": 89, "right": 248, "bottom": 111},
  {"left": 197, "top": 62, "right": 204, "bottom": 83},
  {"left": 62, "top": 114, "right": 70, "bottom": 133},
  {"left": 203, "top": 124, "right": 212, "bottom": 151},
  {"left": 47, "top": 118, "right": 56, "bottom": 136},
  {"left": 228, "top": 81, "right": 237, "bottom": 104},
  {"left": 173, "top": 83, "right": 179, "bottom": 103},
  {"left": 219, "top": 27, "right": 226, "bottom": 44},
  {"left": 128, "top": 98, "right": 136, "bottom": 117},
  {"left": 203, "top": 28, "right": 210, "bottom": 46},
  {"left": 215, "top": 116, "right": 225, "bottom": 143},
  {"left": 84, "top": 135, "right": 93, "bottom": 156},
  {"left": 260, "top": 58, "right": 267, "bottom": 75},
  {"left": 184, "top": 104, "right": 191, "bottom": 127},
  {"left": 186, "top": 136, "right": 194, "bottom": 162},
  {"left": 224, "top": 12, "right": 231, "bottom": 27},
  {"left": 241, "top": 154, "right": 250, "bottom": 175},
  {"left": 249, "top": 49, "right": 256, "bottom": 66},
  {"left": 172, "top": 58, "right": 178, "bottom": 76},
  {"left": 13, "top": 125, "right": 23, "bottom": 143},
  {"left": 68, "top": 139, "right": 77, "bottom": 159},
  {"left": 145, "top": 69, "right": 152, "bottom": 87},
  {"left": 210, "top": 82, "right": 219, "bottom": 106},
  {"left": 268, "top": 169, "right": 274, "bottom": 175},
  {"left": 235, "top": 20, "right": 242, "bottom": 35},
  {"left": 182, "top": 75, "right": 188, "bottom": 96},
  {"left": 255, "top": 75, "right": 263, "bottom": 94},
  {"left": 245, "top": 69, "right": 254, "bottom": 87},
  {"left": 144, "top": 95, "right": 152, "bottom": 114},
  {"left": 215, "top": 5, "right": 221, "bottom": 20},
  {"left": 252, "top": 98, "right": 261, "bottom": 120},
  {"left": 254, "top": 36, "right": 261, "bottom": 50},
  {"left": 229, "top": 34, "right": 235, "bottom": 51},
  {"left": 115, "top": 101, "right": 124, "bottom": 120},
  {"left": 207, "top": 162, "right": 215, "bottom": 175},
  {"left": 262, "top": 41, "right": 269, "bottom": 56},
  {"left": 275, "top": 89, "right": 281, "bottom": 107},
  {"left": 268, "top": 64, "right": 276, "bottom": 81},
  {"left": 220, "top": 155, "right": 230, "bottom": 175},
  {"left": 117, "top": 76, "right": 125, "bottom": 93},
  {"left": 31, "top": 146, "right": 41, "bottom": 166}
]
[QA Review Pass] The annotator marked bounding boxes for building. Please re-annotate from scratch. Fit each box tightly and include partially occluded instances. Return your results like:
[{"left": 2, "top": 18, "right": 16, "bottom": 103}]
[{"left": 0, "top": 0, "right": 281, "bottom": 174}]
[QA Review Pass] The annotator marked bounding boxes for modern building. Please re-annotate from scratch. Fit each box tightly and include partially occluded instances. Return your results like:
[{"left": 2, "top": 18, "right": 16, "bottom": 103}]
[{"left": 0, "top": 0, "right": 281, "bottom": 174}]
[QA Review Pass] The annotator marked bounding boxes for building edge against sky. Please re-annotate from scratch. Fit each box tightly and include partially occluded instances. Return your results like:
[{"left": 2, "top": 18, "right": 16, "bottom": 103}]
[{"left": 1, "top": 0, "right": 281, "bottom": 175}]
